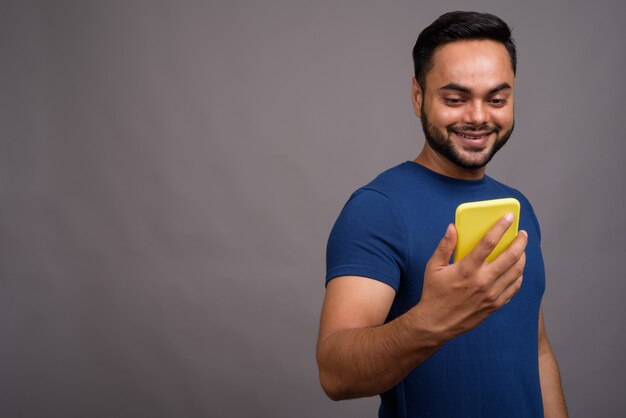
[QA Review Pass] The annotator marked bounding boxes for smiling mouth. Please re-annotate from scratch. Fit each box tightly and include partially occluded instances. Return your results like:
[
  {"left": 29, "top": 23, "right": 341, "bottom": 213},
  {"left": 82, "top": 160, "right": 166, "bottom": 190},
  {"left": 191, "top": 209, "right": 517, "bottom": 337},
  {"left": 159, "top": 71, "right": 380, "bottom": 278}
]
[
  {"left": 452, "top": 128, "right": 497, "bottom": 139},
  {"left": 449, "top": 129, "right": 496, "bottom": 150},
  {"left": 456, "top": 132, "right": 491, "bottom": 139},
  {"left": 449, "top": 124, "right": 498, "bottom": 139}
]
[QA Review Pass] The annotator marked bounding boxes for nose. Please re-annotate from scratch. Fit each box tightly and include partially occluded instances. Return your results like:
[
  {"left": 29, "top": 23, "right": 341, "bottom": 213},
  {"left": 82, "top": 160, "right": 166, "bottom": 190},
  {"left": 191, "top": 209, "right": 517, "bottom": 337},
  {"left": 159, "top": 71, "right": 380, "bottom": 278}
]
[{"left": 463, "top": 100, "right": 488, "bottom": 125}]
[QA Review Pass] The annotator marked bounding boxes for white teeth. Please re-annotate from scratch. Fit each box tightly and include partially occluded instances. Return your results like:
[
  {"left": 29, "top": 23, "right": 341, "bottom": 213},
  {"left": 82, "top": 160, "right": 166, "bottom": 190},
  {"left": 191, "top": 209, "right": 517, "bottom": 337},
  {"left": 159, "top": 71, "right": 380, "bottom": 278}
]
[{"left": 458, "top": 133, "right": 485, "bottom": 139}]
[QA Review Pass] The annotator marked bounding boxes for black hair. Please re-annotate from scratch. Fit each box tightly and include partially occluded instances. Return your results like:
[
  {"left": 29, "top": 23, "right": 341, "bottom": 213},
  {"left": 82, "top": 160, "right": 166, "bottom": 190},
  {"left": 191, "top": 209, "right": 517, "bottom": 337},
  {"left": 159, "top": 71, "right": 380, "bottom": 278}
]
[{"left": 412, "top": 11, "right": 516, "bottom": 89}]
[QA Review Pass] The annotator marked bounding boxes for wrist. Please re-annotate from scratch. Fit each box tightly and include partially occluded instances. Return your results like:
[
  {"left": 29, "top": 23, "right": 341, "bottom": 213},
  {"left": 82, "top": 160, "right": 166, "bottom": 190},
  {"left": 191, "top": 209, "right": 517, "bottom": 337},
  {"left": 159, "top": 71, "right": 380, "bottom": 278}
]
[{"left": 400, "top": 303, "right": 450, "bottom": 350}]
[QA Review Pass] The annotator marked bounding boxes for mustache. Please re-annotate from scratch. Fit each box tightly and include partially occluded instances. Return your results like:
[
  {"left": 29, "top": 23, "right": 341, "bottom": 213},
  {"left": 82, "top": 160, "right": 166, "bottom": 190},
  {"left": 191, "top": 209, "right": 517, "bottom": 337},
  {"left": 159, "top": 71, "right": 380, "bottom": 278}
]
[{"left": 448, "top": 125, "right": 498, "bottom": 134}]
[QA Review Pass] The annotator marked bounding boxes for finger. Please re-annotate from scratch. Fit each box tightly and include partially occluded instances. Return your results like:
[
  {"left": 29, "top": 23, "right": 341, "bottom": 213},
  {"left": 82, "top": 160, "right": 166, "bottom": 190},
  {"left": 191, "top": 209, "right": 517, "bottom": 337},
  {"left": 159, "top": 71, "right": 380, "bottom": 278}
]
[
  {"left": 496, "top": 275, "right": 523, "bottom": 307},
  {"left": 489, "top": 230, "right": 528, "bottom": 277},
  {"left": 465, "top": 213, "right": 516, "bottom": 267},
  {"left": 429, "top": 224, "right": 457, "bottom": 268},
  {"left": 491, "top": 251, "right": 526, "bottom": 297}
]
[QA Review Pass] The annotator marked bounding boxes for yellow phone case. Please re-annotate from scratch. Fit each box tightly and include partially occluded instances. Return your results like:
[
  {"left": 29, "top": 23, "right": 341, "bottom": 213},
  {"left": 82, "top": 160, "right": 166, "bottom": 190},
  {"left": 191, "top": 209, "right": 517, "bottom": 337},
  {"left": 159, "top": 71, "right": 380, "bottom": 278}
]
[{"left": 453, "top": 198, "right": 520, "bottom": 263}]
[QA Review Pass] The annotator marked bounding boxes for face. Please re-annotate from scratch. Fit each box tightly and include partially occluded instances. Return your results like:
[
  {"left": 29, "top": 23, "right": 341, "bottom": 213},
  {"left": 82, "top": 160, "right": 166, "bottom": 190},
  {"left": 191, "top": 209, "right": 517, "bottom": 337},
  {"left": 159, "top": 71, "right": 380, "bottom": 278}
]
[{"left": 413, "top": 40, "right": 515, "bottom": 171}]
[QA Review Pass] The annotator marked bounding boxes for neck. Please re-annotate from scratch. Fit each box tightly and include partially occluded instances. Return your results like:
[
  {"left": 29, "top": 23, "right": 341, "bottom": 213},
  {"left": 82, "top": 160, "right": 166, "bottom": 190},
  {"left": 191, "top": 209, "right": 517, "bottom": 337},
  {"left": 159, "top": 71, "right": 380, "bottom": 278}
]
[{"left": 414, "top": 145, "right": 486, "bottom": 181}]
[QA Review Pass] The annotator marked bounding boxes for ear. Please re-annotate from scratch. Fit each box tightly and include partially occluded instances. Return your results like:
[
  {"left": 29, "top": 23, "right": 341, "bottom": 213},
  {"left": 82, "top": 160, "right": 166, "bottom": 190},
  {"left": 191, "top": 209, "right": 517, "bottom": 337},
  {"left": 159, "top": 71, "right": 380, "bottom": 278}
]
[{"left": 411, "top": 77, "right": 423, "bottom": 118}]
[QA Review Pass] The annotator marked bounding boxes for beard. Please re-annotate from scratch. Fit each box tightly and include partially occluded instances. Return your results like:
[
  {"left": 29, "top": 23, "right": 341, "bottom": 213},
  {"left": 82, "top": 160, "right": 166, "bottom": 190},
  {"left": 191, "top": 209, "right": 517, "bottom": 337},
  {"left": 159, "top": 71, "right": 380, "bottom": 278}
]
[{"left": 420, "top": 105, "right": 514, "bottom": 170}]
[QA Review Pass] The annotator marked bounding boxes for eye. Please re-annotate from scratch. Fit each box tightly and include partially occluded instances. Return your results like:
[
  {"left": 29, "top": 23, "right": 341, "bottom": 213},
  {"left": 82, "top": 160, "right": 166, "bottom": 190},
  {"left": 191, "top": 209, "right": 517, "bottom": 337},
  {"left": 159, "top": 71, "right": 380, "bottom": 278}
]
[
  {"left": 443, "top": 97, "right": 465, "bottom": 106},
  {"left": 488, "top": 98, "right": 507, "bottom": 107}
]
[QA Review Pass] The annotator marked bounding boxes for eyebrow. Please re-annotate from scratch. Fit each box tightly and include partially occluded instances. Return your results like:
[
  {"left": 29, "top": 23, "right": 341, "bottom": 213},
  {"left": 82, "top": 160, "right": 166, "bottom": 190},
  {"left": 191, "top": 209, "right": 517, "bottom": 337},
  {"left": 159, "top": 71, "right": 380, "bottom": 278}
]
[{"left": 439, "top": 82, "right": 512, "bottom": 95}]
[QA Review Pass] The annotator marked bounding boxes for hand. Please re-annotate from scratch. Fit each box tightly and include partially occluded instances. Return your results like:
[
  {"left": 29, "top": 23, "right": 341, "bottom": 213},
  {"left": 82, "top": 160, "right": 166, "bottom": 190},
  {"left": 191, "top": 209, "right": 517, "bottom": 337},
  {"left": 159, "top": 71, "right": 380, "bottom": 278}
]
[{"left": 417, "top": 214, "right": 527, "bottom": 339}]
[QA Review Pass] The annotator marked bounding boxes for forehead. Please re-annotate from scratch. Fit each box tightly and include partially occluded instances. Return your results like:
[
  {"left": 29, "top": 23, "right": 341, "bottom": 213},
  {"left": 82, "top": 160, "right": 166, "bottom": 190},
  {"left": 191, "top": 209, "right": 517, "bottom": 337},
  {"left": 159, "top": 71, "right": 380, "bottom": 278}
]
[{"left": 427, "top": 39, "right": 515, "bottom": 90}]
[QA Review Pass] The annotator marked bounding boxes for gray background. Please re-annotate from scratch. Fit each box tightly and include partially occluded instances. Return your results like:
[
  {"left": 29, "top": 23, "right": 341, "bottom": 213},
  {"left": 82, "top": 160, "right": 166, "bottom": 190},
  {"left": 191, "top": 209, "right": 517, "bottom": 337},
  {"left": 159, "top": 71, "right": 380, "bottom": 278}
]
[{"left": 2, "top": 1, "right": 625, "bottom": 417}]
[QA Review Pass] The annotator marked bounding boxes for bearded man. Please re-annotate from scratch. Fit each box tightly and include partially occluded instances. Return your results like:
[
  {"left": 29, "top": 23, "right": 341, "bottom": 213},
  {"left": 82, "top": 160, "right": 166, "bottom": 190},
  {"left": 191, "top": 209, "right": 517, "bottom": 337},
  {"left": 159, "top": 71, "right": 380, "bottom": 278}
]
[{"left": 317, "top": 11, "right": 568, "bottom": 418}]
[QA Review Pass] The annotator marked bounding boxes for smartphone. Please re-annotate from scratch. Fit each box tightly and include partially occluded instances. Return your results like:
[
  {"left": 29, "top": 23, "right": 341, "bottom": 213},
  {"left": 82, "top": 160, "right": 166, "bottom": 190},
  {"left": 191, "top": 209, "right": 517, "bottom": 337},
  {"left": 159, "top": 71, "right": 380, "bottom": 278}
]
[{"left": 453, "top": 198, "right": 520, "bottom": 263}]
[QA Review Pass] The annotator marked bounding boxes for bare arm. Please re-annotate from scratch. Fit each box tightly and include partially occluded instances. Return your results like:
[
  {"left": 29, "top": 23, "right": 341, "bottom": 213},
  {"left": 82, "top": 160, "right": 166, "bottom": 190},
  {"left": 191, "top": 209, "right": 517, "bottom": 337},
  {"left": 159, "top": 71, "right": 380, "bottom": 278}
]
[
  {"left": 538, "top": 307, "right": 568, "bottom": 417},
  {"left": 316, "top": 276, "right": 443, "bottom": 400},
  {"left": 317, "top": 216, "right": 527, "bottom": 400}
]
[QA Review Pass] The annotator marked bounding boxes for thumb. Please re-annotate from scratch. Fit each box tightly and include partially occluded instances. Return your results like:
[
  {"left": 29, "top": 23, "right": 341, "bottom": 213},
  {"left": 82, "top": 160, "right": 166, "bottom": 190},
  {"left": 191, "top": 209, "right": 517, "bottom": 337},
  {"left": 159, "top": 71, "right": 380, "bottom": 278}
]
[{"left": 429, "top": 224, "right": 456, "bottom": 268}]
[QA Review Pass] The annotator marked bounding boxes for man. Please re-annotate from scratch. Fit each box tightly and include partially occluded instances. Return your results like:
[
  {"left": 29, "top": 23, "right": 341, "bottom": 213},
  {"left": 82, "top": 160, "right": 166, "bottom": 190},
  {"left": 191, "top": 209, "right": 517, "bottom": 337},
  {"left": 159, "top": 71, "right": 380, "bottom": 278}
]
[{"left": 317, "top": 11, "right": 568, "bottom": 418}]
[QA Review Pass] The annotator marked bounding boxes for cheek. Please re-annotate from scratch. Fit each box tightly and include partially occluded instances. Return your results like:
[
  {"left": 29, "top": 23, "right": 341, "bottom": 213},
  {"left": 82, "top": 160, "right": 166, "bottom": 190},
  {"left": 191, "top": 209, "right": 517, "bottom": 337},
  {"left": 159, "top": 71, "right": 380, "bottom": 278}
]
[
  {"left": 492, "top": 108, "right": 514, "bottom": 127},
  {"left": 428, "top": 104, "right": 462, "bottom": 125}
]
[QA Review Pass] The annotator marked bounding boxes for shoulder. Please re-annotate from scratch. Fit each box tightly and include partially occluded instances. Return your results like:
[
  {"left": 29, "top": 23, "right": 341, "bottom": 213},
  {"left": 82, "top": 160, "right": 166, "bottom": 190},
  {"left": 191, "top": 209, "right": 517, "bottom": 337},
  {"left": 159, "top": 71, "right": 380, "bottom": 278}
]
[
  {"left": 484, "top": 176, "right": 533, "bottom": 206},
  {"left": 357, "top": 161, "right": 432, "bottom": 199}
]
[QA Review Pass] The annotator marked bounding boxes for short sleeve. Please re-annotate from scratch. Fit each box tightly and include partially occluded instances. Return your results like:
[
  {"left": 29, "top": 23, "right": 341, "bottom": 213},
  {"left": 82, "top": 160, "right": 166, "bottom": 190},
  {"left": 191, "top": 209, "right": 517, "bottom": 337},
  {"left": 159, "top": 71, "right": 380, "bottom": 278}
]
[{"left": 325, "top": 188, "right": 408, "bottom": 290}]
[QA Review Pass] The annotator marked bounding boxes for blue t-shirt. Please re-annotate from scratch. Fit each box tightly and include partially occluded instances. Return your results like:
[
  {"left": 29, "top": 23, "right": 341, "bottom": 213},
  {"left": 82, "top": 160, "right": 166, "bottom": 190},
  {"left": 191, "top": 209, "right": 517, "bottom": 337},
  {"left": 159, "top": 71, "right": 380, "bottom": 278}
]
[{"left": 326, "top": 162, "right": 545, "bottom": 418}]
